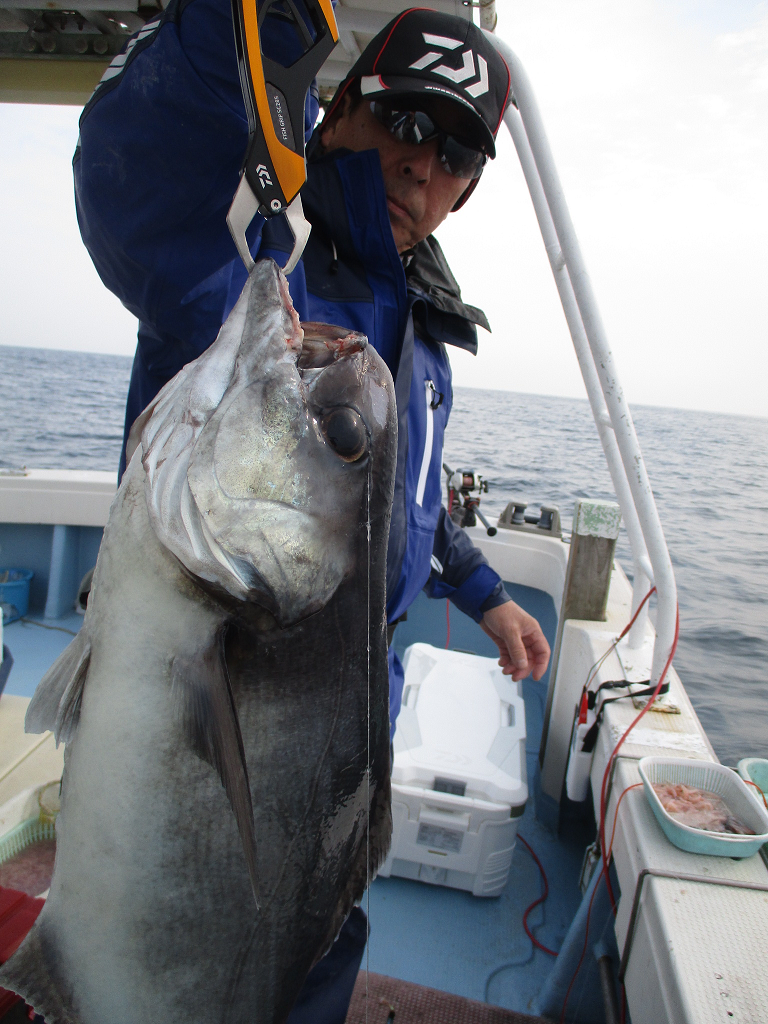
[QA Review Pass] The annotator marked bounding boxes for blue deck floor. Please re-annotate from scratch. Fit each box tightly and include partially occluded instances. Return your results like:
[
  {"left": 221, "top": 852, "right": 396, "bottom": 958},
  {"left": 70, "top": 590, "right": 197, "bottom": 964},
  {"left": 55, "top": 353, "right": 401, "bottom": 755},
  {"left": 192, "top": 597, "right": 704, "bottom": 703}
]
[
  {"left": 366, "top": 799, "right": 585, "bottom": 1015},
  {"left": 367, "top": 586, "right": 599, "bottom": 1019},
  {"left": 2, "top": 609, "right": 84, "bottom": 699}
]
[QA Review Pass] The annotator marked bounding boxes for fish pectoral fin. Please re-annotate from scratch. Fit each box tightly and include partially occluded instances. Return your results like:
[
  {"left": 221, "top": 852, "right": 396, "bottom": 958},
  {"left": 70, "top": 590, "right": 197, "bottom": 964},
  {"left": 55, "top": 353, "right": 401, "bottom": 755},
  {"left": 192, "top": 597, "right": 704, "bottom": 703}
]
[
  {"left": 26, "top": 628, "right": 91, "bottom": 745},
  {"left": 172, "top": 628, "right": 261, "bottom": 908}
]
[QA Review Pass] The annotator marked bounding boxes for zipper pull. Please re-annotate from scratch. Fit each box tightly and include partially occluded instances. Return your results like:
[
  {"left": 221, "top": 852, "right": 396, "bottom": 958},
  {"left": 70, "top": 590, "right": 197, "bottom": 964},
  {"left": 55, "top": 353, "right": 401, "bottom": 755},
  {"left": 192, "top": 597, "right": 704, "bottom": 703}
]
[{"left": 426, "top": 380, "right": 443, "bottom": 410}]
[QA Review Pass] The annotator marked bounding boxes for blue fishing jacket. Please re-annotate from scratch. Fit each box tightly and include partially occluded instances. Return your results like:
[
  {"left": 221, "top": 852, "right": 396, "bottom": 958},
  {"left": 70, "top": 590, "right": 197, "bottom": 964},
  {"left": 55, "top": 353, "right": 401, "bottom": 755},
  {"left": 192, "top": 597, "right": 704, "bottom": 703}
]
[{"left": 73, "top": 0, "right": 509, "bottom": 729}]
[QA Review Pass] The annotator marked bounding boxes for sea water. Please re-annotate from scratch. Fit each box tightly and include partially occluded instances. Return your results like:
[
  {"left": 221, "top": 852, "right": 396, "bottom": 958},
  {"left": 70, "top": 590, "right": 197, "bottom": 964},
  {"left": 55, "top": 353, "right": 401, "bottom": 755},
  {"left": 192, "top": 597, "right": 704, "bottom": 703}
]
[{"left": 1, "top": 345, "right": 766, "bottom": 766}]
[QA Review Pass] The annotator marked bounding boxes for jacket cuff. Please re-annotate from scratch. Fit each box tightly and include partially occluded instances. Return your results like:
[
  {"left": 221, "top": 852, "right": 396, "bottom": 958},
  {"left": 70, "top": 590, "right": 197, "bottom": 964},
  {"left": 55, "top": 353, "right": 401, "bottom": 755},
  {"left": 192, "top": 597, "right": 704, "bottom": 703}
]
[
  {"left": 449, "top": 564, "right": 507, "bottom": 623},
  {"left": 478, "top": 581, "right": 512, "bottom": 616}
]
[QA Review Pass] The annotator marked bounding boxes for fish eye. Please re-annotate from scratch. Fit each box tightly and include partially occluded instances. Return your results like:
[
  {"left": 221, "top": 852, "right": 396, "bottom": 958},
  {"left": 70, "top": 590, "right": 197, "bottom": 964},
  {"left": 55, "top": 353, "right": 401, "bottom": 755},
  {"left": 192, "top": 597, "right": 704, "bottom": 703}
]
[{"left": 320, "top": 407, "right": 367, "bottom": 462}]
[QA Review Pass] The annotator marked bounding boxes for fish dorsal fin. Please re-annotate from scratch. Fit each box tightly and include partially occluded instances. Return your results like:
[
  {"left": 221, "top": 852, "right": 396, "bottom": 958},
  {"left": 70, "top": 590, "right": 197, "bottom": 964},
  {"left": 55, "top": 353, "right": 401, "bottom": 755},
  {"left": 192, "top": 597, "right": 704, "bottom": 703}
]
[
  {"left": 171, "top": 628, "right": 260, "bottom": 908},
  {"left": 25, "top": 628, "right": 91, "bottom": 746}
]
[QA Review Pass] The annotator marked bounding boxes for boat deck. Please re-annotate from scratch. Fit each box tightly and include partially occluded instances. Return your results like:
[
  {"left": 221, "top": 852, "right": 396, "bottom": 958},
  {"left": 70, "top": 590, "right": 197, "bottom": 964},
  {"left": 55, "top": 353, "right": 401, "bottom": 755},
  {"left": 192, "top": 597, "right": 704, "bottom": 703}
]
[
  {"left": 2, "top": 611, "right": 83, "bottom": 700},
  {"left": 364, "top": 587, "right": 594, "bottom": 1018},
  {"left": 0, "top": 582, "right": 608, "bottom": 1021}
]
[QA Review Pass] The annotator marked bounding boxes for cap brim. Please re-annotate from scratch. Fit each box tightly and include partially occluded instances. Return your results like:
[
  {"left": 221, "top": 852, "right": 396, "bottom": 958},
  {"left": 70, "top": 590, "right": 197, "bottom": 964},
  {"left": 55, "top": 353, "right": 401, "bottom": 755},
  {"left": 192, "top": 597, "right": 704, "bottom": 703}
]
[{"left": 360, "top": 74, "right": 496, "bottom": 158}]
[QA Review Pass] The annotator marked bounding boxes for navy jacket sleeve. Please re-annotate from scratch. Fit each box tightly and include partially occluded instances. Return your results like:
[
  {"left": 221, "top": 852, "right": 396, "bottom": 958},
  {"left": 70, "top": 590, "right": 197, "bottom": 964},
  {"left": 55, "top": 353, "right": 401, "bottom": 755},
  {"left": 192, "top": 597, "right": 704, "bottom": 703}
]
[
  {"left": 424, "top": 508, "right": 510, "bottom": 622},
  {"left": 73, "top": 0, "right": 318, "bottom": 357}
]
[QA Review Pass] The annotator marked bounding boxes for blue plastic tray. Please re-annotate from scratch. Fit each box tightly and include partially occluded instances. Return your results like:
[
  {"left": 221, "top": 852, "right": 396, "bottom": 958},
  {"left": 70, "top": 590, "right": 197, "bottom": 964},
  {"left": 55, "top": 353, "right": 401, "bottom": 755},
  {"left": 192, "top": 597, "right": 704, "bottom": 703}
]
[{"left": 639, "top": 757, "right": 768, "bottom": 858}]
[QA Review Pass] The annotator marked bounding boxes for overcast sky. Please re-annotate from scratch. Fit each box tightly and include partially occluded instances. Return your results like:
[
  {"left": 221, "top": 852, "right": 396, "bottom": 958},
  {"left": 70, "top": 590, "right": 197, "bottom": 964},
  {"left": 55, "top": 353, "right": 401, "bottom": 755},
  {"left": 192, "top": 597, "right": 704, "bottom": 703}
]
[{"left": 1, "top": 0, "right": 766, "bottom": 418}]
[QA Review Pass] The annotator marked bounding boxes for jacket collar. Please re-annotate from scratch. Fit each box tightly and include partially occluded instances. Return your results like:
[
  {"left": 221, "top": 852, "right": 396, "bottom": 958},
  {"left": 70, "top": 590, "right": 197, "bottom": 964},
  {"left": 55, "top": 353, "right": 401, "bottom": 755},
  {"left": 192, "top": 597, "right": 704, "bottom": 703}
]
[
  {"left": 304, "top": 143, "right": 490, "bottom": 353},
  {"left": 406, "top": 235, "right": 490, "bottom": 335}
]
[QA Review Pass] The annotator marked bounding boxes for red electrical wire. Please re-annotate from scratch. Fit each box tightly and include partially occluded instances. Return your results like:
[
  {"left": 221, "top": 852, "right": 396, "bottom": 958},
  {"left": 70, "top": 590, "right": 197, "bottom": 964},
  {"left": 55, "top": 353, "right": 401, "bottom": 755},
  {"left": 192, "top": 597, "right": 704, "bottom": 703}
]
[
  {"left": 580, "top": 585, "right": 654, "bottom": 909},
  {"left": 580, "top": 587, "right": 656, "bottom": 698},
  {"left": 599, "top": 603, "right": 679, "bottom": 912},
  {"left": 744, "top": 779, "right": 768, "bottom": 810},
  {"left": 575, "top": 586, "right": 658, "bottom": 729},
  {"left": 558, "top": 782, "right": 642, "bottom": 1024},
  {"left": 517, "top": 834, "right": 559, "bottom": 957},
  {"left": 606, "top": 783, "right": 642, "bottom": 862},
  {"left": 557, "top": 859, "right": 602, "bottom": 1024},
  {"left": 558, "top": 587, "right": 679, "bottom": 1023}
]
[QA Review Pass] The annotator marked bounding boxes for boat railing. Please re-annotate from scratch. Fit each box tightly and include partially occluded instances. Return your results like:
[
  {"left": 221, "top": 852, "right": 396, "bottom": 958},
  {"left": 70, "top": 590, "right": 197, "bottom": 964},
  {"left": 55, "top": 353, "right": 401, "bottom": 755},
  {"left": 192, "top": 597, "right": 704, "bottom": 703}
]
[{"left": 488, "top": 35, "right": 677, "bottom": 687}]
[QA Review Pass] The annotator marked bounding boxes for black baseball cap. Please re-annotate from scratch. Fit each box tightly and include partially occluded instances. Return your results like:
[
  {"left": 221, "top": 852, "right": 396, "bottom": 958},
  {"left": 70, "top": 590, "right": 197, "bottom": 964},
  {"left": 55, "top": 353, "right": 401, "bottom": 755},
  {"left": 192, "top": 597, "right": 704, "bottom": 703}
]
[{"left": 326, "top": 8, "right": 511, "bottom": 159}]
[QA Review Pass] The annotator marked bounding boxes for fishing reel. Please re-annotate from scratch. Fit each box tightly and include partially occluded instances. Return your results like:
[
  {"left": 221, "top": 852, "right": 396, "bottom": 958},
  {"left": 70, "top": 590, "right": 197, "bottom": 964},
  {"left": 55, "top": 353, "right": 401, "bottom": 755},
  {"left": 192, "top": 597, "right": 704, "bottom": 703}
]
[{"left": 443, "top": 463, "right": 497, "bottom": 536}]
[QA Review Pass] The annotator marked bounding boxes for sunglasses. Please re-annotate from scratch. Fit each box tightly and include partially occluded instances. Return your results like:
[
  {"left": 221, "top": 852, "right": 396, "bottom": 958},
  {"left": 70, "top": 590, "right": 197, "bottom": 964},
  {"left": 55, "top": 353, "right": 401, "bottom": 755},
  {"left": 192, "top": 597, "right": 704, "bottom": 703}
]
[{"left": 370, "top": 102, "right": 488, "bottom": 180}]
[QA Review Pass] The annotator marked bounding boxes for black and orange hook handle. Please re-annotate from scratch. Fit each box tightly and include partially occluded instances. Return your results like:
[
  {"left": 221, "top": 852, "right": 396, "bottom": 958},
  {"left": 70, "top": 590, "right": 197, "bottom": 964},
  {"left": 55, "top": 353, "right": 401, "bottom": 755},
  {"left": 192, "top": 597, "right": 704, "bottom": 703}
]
[{"left": 232, "top": 0, "right": 338, "bottom": 217}]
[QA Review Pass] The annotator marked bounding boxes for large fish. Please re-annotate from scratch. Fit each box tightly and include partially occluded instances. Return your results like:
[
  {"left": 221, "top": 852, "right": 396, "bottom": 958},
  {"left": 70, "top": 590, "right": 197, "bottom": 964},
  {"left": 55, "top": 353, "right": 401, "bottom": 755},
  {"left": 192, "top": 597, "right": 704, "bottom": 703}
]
[{"left": 0, "top": 260, "right": 396, "bottom": 1023}]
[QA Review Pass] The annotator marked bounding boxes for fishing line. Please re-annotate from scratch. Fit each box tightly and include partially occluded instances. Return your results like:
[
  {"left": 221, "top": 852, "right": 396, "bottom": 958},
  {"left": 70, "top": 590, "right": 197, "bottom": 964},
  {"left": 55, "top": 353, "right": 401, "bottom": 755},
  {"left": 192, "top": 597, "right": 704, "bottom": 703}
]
[{"left": 365, "top": 464, "right": 371, "bottom": 1024}]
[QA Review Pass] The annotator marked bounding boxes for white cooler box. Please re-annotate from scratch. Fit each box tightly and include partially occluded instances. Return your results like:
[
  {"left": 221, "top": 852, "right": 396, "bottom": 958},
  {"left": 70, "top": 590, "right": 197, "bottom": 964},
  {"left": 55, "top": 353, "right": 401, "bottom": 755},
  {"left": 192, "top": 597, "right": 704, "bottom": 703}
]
[{"left": 378, "top": 643, "right": 528, "bottom": 897}]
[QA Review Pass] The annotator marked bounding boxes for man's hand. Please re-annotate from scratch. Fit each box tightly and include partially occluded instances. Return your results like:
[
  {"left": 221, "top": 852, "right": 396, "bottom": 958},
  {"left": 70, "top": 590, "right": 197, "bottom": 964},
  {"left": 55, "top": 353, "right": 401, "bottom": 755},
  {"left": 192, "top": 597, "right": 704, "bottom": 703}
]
[{"left": 480, "top": 601, "right": 551, "bottom": 682}]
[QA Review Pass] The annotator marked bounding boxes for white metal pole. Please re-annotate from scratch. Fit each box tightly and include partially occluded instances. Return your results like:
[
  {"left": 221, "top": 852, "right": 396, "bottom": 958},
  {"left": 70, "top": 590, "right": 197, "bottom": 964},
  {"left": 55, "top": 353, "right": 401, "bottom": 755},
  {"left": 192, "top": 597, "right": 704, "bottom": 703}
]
[
  {"left": 489, "top": 37, "right": 677, "bottom": 681},
  {"left": 478, "top": 1, "right": 497, "bottom": 33},
  {"left": 504, "top": 105, "right": 653, "bottom": 646}
]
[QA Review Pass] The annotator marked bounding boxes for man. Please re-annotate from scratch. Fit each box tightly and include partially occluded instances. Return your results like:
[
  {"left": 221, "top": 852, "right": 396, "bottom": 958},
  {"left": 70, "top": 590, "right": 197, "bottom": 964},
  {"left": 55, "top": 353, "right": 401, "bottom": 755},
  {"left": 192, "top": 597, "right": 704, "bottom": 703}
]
[{"left": 74, "top": 4, "right": 550, "bottom": 1020}]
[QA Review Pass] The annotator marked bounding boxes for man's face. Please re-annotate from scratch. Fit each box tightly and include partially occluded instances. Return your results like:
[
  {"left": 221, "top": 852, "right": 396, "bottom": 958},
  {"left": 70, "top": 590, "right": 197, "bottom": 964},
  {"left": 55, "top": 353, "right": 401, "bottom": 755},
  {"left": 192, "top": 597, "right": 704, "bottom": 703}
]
[{"left": 320, "top": 96, "right": 474, "bottom": 253}]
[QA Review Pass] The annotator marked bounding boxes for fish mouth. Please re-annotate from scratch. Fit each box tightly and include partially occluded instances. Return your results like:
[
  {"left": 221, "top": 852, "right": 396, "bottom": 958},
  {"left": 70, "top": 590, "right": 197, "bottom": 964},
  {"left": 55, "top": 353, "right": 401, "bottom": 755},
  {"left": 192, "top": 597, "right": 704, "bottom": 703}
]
[
  {"left": 274, "top": 263, "right": 366, "bottom": 374},
  {"left": 193, "top": 317, "right": 374, "bottom": 624},
  {"left": 143, "top": 260, "right": 379, "bottom": 626},
  {"left": 297, "top": 323, "right": 367, "bottom": 371}
]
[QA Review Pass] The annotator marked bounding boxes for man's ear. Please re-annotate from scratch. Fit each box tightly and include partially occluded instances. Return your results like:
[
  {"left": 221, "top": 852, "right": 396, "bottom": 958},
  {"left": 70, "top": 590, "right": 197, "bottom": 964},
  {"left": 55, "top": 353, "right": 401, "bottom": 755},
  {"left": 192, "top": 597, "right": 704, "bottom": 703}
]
[{"left": 320, "top": 92, "right": 353, "bottom": 149}]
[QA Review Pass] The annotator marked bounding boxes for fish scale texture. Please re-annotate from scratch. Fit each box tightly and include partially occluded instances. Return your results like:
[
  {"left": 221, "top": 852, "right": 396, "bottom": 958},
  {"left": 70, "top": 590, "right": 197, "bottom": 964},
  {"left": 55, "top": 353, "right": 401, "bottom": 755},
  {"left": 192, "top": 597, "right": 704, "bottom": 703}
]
[{"left": 345, "top": 972, "right": 547, "bottom": 1024}]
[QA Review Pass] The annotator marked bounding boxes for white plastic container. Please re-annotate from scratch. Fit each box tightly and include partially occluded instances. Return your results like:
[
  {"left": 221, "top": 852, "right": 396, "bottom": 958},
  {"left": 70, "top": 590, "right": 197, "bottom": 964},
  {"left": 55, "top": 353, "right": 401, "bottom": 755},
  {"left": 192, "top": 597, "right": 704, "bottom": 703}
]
[
  {"left": 378, "top": 643, "right": 528, "bottom": 897},
  {"left": 565, "top": 693, "right": 596, "bottom": 802}
]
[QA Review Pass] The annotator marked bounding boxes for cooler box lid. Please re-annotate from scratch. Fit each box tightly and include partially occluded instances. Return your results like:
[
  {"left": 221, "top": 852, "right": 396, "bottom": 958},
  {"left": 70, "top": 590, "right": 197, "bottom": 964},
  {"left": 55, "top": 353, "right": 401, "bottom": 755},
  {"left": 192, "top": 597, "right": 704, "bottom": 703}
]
[{"left": 393, "top": 644, "right": 528, "bottom": 809}]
